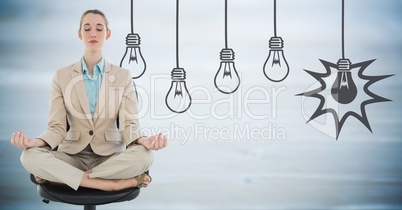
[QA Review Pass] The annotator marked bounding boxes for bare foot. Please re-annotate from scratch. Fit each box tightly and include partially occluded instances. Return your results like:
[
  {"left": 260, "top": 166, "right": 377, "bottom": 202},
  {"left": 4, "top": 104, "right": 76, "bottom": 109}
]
[
  {"left": 80, "top": 170, "right": 151, "bottom": 191},
  {"left": 133, "top": 173, "right": 152, "bottom": 188},
  {"left": 34, "top": 176, "right": 48, "bottom": 184},
  {"left": 110, "top": 173, "right": 152, "bottom": 190}
]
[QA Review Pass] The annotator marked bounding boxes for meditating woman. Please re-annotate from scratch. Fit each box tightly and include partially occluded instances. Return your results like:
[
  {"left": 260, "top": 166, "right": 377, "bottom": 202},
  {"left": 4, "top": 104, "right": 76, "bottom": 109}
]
[{"left": 10, "top": 9, "right": 167, "bottom": 191}]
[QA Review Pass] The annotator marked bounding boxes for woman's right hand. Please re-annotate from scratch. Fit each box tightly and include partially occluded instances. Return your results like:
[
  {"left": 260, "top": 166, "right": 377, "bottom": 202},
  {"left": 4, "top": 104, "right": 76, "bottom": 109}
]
[{"left": 10, "top": 131, "right": 46, "bottom": 149}]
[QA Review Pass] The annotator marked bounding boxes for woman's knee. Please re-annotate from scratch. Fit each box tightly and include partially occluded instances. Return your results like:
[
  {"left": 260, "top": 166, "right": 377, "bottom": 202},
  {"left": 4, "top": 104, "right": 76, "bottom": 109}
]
[
  {"left": 129, "top": 145, "right": 154, "bottom": 168},
  {"left": 144, "top": 148, "right": 153, "bottom": 168},
  {"left": 20, "top": 147, "right": 49, "bottom": 171}
]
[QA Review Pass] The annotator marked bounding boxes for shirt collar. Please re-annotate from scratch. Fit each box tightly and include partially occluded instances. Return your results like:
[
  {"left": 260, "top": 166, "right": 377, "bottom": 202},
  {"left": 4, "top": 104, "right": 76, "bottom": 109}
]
[{"left": 81, "top": 57, "right": 105, "bottom": 75}]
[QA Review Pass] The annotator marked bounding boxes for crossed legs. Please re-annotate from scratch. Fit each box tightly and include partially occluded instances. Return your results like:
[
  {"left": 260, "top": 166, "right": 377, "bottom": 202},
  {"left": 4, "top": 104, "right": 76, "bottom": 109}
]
[{"left": 21, "top": 144, "right": 153, "bottom": 191}]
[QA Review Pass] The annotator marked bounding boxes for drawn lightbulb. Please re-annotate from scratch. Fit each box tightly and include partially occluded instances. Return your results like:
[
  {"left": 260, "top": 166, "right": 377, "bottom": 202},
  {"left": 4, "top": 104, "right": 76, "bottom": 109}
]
[
  {"left": 165, "top": 68, "right": 192, "bottom": 113},
  {"left": 263, "top": 37, "right": 289, "bottom": 82},
  {"left": 120, "top": 33, "right": 146, "bottom": 79},
  {"left": 214, "top": 48, "right": 240, "bottom": 94},
  {"left": 331, "top": 59, "right": 357, "bottom": 104}
]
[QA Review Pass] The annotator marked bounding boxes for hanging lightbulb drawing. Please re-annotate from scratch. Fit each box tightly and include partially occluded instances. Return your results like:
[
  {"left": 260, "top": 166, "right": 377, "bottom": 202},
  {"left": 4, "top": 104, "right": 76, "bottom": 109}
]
[
  {"left": 331, "top": 58, "right": 357, "bottom": 104},
  {"left": 214, "top": 0, "right": 240, "bottom": 94},
  {"left": 263, "top": 0, "right": 289, "bottom": 82},
  {"left": 297, "top": 0, "right": 393, "bottom": 139},
  {"left": 120, "top": 0, "right": 146, "bottom": 79},
  {"left": 165, "top": 0, "right": 192, "bottom": 113},
  {"left": 166, "top": 68, "right": 192, "bottom": 113}
]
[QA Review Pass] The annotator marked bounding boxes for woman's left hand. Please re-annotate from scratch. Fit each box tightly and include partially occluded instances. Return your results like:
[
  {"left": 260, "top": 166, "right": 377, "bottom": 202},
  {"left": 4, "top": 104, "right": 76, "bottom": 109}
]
[{"left": 138, "top": 133, "right": 167, "bottom": 151}]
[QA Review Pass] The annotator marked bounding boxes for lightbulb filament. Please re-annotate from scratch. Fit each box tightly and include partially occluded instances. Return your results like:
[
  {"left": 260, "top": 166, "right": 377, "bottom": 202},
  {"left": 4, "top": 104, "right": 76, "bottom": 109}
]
[
  {"left": 340, "top": 72, "right": 349, "bottom": 89},
  {"left": 223, "top": 63, "right": 232, "bottom": 78},
  {"left": 174, "top": 83, "right": 183, "bottom": 97},
  {"left": 129, "top": 48, "right": 138, "bottom": 63},
  {"left": 272, "top": 51, "right": 281, "bottom": 66}
]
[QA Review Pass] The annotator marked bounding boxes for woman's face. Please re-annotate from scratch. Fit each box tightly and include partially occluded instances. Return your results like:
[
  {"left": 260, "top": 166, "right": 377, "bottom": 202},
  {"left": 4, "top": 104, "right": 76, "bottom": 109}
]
[{"left": 79, "top": 13, "right": 111, "bottom": 53}]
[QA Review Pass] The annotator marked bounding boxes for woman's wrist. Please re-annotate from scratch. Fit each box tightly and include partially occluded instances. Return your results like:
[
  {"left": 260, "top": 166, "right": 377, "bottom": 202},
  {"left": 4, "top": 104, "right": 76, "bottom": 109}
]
[
  {"left": 34, "top": 138, "right": 47, "bottom": 147},
  {"left": 128, "top": 137, "right": 144, "bottom": 147},
  {"left": 136, "top": 137, "right": 145, "bottom": 145}
]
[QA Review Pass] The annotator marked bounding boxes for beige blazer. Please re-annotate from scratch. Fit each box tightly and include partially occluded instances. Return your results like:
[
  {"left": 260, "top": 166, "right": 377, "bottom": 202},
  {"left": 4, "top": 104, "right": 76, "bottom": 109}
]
[{"left": 37, "top": 60, "right": 141, "bottom": 156}]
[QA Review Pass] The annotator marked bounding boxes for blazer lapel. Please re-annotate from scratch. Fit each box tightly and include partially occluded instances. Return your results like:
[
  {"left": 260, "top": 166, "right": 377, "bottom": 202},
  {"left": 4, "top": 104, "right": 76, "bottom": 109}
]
[
  {"left": 70, "top": 61, "right": 94, "bottom": 128},
  {"left": 93, "top": 61, "right": 113, "bottom": 124}
]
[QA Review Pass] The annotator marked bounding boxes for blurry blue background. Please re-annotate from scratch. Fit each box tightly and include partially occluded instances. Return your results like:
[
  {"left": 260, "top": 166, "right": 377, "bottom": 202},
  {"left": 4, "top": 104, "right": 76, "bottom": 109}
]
[{"left": 0, "top": 0, "right": 401, "bottom": 209}]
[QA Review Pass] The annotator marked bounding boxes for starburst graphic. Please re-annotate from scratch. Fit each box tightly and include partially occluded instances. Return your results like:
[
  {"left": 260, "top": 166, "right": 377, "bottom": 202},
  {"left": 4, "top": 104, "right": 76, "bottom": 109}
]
[
  {"left": 297, "top": 59, "right": 393, "bottom": 139},
  {"left": 297, "top": 0, "right": 394, "bottom": 139}
]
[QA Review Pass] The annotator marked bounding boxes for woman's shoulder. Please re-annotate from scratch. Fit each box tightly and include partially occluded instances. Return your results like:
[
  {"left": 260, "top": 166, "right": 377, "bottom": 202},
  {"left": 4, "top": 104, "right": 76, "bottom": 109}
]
[
  {"left": 107, "top": 62, "right": 131, "bottom": 79},
  {"left": 48, "top": 61, "right": 81, "bottom": 84},
  {"left": 56, "top": 61, "right": 81, "bottom": 74},
  {"left": 108, "top": 62, "right": 129, "bottom": 73}
]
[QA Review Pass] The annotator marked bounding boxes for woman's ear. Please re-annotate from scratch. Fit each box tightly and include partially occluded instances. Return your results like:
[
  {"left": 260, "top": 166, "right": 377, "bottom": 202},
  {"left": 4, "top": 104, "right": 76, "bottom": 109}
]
[
  {"left": 106, "top": 29, "right": 111, "bottom": 40},
  {"left": 78, "top": 29, "right": 83, "bottom": 40}
]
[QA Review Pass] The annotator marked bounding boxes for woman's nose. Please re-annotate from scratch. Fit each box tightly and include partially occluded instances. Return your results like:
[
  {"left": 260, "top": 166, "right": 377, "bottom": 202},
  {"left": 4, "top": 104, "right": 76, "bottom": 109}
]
[{"left": 91, "top": 33, "right": 96, "bottom": 38}]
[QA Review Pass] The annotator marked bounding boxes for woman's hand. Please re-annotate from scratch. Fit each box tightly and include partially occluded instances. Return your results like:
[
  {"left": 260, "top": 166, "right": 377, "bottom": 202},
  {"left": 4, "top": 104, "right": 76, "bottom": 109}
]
[
  {"left": 10, "top": 131, "right": 46, "bottom": 149},
  {"left": 137, "top": 133, "right": 167, "bottom": 151}
]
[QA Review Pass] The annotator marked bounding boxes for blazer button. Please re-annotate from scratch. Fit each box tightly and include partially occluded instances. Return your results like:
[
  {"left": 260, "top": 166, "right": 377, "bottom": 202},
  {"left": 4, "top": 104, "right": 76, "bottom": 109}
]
[{"left": 89, "top": 130, "right": 94, "bottom": 136}]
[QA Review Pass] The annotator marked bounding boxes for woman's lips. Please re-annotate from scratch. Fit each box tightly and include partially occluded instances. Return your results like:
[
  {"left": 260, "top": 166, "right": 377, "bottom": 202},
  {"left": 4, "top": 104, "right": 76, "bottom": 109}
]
[{"left": 89, "top": 40, "right": 98, "bottom": 44}]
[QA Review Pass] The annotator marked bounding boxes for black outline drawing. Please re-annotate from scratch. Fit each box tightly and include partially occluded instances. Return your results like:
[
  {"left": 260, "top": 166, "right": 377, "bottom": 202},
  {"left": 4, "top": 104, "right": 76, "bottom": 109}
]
[
  {"left": 214, "top": 0, "right": 241, "bottom": 94},
  {"left": 165, "top": 0, "right": 192, "bottom": 114},
  {"left": 263, "top": 0, "right": 290, "bottom": 82},
  {"left": 120, "top": 0, "right": 147, "bottom": 79},
  {"left": 297, "top": 0, "right": 393, "bottom": 139}
]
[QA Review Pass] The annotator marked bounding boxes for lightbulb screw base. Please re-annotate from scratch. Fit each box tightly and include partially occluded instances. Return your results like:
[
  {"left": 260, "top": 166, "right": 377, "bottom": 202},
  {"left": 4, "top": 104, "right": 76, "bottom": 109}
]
[
  {"left": 269, "top": 37, "right": 284, "bottom": 49},
  {"left": 337, "top": 58, "right": 351, "bottom": 71},
  {"left": 126, "top": 33, "right": 141, "bottom": 46},
  {"left": 220, "top": 48, "right": 235, "bottom": 61},
  {"left": 171, "top": 68, "right": 186, "bottom": 81}
]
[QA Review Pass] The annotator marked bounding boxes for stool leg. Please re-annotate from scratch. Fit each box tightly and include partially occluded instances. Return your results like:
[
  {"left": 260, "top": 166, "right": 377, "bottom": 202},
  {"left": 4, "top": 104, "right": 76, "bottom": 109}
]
[{"left": 84, "top": 205, "right": 96, "bottom": 210}]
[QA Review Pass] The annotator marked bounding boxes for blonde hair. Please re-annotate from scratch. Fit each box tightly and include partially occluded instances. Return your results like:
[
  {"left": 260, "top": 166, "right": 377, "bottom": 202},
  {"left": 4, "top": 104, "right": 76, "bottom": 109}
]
[{"left": 79, "top": 9, "right": 109, "bottom": 30}]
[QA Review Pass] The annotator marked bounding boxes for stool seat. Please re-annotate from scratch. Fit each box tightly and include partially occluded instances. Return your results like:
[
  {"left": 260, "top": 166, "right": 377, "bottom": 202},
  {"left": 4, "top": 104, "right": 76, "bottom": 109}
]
[{"left": 37, "top": 183, "right": 140, "bottom": 206}]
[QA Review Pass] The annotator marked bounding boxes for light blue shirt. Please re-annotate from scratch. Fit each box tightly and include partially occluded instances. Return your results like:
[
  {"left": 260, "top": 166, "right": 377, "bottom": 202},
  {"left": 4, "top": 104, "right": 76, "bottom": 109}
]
[{"left": 81, "top": 57, "right": 104, "bottom": 118}]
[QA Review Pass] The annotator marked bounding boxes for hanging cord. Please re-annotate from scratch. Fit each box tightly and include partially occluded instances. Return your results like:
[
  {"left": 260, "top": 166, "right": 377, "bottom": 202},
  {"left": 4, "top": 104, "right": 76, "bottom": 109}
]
[
  {"left": 176, "top": 0, "right": 180, "bottom": 68},
  {"left": 341, "top": 0, "right": 345, "bottom": 59},
  {"left": 273, "top": 0, "right": 277, "bottom": 37},
  {"left": 224, "top": 0, "right": 228, "bottom": 48},
  {"left": 131, "top": 0, "right": 134, "bottom": 34}
]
